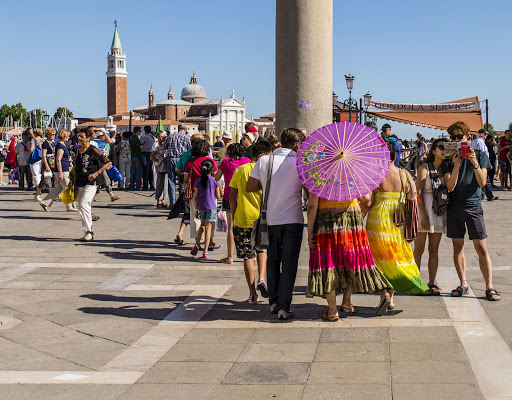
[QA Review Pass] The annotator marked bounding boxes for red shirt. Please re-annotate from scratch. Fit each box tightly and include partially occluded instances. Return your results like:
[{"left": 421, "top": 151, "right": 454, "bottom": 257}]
[
  {"left": 499, "top": 138, "right": 512, "bottom": 160},
  {"left": 184, "top": 156, "right": 218, "bottom": 192}
]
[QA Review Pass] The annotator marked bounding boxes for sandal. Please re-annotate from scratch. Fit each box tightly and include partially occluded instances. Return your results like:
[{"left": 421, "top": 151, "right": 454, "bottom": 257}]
[
  {"left": 451, "top": 285, "right": 469, "bottom": 297},
  {"left": 174, "top": 237, "right": 186, "bottom": 246},
  {"left": 485, "top": 288, "right": 501, "bottom": 301},
  {"left": 425, "top": 284, "right": 442, "bottom": 296},
  {"left": 111, "top": 196, "right": 120, "bottom": 202},
  {"left": 321, "top": 312, "right": 339, "bottom": 322},
  {"left": 208, "top": 244, "right": 221, "bottom": 250},
  {"left": 376, "top": 297, "right": 391, "bottom": 316},
  {"left": 217, "top": 257, "right": 234, "bottom": 264},
  {"left": 39, "top": 203, "right": 50, "bottom": 212},
  {"left": 340, "top": 304, "right": 357, "bottom": 313}
]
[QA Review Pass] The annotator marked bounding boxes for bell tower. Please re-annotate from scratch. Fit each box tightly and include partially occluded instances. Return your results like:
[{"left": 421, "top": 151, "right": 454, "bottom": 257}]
[{"left": 106, "top": 20, "right": 127, "bottom": 116}]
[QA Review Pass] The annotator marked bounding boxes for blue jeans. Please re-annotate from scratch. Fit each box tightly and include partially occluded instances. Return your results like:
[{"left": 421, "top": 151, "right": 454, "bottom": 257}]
[
  {"left": 130, "top": 157, "right": 143, "bottom": 190},
  {"left": 167, "top": 157, "right": 183, "bottom": 206}
]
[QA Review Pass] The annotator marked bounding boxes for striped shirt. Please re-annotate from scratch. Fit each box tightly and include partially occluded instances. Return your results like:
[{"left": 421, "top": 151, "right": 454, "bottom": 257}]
[
  {"left": 129, "top": 134, "right": 142, "bottom": 158},
  {"left": 164, "top": 131, "right": 191, "bottom": 158}
]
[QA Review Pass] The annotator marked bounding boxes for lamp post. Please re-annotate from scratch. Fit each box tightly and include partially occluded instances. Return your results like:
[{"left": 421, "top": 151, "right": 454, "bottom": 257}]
[
  {"left": 343, "top": 74, "right": 358, "bottom": 122},
  {"left": 363, "top": 91, "right": 372, "bottom": 123},
  {"left": 128, "top": 110, "right": 133, "bottom": 132},
  {"left": 43, "top": 112, "right": 50, "bottom": 128}
]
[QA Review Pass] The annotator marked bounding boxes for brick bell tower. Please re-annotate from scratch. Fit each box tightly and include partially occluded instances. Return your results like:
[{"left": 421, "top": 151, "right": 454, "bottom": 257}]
[{"left": 106, "top": 20, "right": 127, "bottom": 116}]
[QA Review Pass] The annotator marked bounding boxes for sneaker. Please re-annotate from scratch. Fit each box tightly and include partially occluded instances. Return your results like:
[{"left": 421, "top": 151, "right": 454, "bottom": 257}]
[
  {"left": 92, "top": 215, "right": 100, "bottom": 221},
  {"left": 257, "top": 279, "right": 269, "bottom": 298},
  {"left": 278, "top": 310, "right": 294, "bottom": 320},
  {"left": 269, "top": 303, "right": 279, "bottom": 314},
  {"left": 0, "top": 181, "right": 7, "bottom": 186},
  {"left": 80, "top": 232, "right": 94, "bottom": 242},
  {"left": 487, "top": 196, "right": 499, "bottom": 201},
  {"left": 248, "top": 295, "right": 259, "bottom": 304},
  {"left": 190, "top": 245, "right": 199, "bottom": 256}
]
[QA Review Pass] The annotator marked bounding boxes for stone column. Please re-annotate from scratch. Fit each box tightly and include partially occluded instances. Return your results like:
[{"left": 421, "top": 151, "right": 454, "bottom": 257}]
[{"left": 276, "top": 0, "right": 333, "bottom": 136}]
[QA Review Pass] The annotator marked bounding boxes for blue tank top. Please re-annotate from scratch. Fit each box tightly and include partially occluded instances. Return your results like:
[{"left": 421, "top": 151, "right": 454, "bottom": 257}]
[{"left": 56, "top": 142, "right": 70, "bottom": 172}]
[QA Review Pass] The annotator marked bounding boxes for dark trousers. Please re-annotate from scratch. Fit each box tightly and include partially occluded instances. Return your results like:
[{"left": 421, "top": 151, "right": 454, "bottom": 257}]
[
  {"left": 18, "top": 165, "right": 32, "bottom": 189},
  {"left": 142, "top": 151, "right": 154, "bottom": 189},
  {"left": 267, "top": 223, "right": 304, "bottom": 312},
  {"left": 484, "top": 169, "right": 494, "bottom": 200}
]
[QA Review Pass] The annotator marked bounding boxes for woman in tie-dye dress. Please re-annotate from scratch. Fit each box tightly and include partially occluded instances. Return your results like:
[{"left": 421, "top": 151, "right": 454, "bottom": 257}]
[
  {"left": 307, "top": 192, "right": 391, "bottom": 321},
  {"left": 366, "top": 142, "right": 429, "bottom": 312}
]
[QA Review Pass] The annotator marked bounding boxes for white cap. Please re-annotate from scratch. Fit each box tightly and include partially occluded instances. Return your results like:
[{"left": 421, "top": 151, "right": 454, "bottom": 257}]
[
  {"left": 244, "top": 132, "right": 255, "bottom": 143},
  {"left": 222, "top": 131, "right": 232, "bottom": 139}
]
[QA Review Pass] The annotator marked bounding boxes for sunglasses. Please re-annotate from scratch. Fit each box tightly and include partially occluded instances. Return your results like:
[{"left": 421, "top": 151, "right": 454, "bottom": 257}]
[
  {"left": 450, "top": 134, "right": 464, "bottom": 140},
  {"left": 436, "top": 144, "right": 445, "bottom": 150}
]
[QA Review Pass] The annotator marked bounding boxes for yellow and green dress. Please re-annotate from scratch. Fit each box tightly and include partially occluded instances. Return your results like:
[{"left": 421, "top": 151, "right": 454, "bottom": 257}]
[
  {"left": 366, "top": 191, "right": 428, "bottom": 294},
  {"left": 307, "top": 198, "right": 390, "bottom": 297}
]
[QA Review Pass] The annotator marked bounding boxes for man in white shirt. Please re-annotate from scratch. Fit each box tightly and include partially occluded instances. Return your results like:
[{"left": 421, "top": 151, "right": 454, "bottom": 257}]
[
  {"left": 246, "top": 128, "right": 305, "bottom": 320},
  {"left": 472, "top": 129, "right": 497, "bottom": 201}
]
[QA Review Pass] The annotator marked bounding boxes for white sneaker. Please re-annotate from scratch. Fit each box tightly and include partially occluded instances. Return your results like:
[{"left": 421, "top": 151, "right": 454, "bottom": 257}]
[
  {"left": 0, "top": 181, "right": 7, "bottom": 185},
  {"left": 81, "top": 232, "right": 94, "bottom": 242},
  {"left": 277, "top": 310, "right": 294, "bottom": 320},
  {"left": 247, "top": 295, "right": 259, "bottom": 304}
]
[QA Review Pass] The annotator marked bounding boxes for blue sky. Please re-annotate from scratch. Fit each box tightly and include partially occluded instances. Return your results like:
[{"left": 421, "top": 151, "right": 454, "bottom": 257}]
[{"left": 1, "top": 0, "right": 511, "bottom": 140}]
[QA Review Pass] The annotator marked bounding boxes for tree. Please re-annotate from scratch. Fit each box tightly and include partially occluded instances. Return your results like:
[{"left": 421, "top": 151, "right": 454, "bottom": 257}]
[
  {"left": 27, "top": 109, "right": 48, "bottom": 129},
  {"left": 508, "top": 122, "right": 512, "bottom": 132},
  {"left": 53, "top": 107, "right": 74, "bottom": 120},
  {"left": 0, "top": 103, "right": 28, "bottom": 126},
  {"left": 485, "top": 123, "right": 496, "bottom": 135}
]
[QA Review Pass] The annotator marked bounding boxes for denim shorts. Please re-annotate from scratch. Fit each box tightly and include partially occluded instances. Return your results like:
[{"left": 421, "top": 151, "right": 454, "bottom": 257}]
[
  {"left": 499, "top": 159, "right": 511, "bottom": 173},
  {"left": 199, "top": 209, "right": 217, "bottom": 222}
]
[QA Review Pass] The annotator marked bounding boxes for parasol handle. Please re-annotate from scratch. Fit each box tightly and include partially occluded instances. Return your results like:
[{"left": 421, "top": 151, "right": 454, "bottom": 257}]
[{"left": 377, "top": 136, "right": 386, "bottom": 146}]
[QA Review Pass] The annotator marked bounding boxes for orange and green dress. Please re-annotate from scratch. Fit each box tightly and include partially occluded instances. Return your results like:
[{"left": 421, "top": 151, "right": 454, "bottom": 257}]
[
  {"left": 366, "top": 191, "right": 428, "bottom": 294},
  {"left": 307, "top": 198, "right": 389, "bottom": 298}
]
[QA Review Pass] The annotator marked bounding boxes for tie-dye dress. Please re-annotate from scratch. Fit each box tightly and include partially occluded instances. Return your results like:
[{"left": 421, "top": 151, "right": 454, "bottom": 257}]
[
  {"left": 307, "top": 198, "right": 389, "bottom": 298},
  {"left": 366, "top": 191, "right": 428, "bottom": 294}
]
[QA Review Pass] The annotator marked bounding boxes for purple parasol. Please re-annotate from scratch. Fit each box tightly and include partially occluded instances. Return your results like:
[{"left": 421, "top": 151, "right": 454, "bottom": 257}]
[
  {"left": 297, "top": 122, "right": 390, "bottom": 201},
  {"left": 299, "top": 101, "right": 312, "bottom": 108}
]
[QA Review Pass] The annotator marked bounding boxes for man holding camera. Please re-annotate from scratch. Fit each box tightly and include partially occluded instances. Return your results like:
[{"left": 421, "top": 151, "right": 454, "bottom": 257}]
[{"left": 443, "top": 121, "right": 500, "bottom": 301}]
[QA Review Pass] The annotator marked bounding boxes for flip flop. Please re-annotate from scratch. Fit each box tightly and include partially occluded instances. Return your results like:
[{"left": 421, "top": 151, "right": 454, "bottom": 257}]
[
  {"left": 208, "top": 244, "right": 221, "bottom": 250},
  {"left": 321, "top": 312, "right": 339, "bottom": 322},
  {"left": 174, "top": 238, "right": 186, "bottom": 246},
  {"left": 340, "top": 304, "right": 357, "bottom": 313},
  {"left": 376, "top": 297, "right": 391, "bottom": 316},
  {"left": 217, "top": 258, "right": 234, "bottom": 264}
]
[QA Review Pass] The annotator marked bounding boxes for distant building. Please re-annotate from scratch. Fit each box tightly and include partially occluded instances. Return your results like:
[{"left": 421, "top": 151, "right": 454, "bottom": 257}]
[
  {"left": 254, "top": 113, "right": 276, "bottom": 137},
  {"left": 106, "top": 21, "right": 128, "bottom": 116}
]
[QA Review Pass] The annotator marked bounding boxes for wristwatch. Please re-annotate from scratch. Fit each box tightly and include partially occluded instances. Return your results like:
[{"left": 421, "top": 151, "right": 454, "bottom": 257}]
[{"left": 473, "top": 163, "right": 480, "bottom": 169}]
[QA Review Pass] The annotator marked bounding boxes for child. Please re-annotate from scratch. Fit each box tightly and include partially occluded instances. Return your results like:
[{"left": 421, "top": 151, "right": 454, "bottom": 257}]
[
  {"left": 229, "top": 140, "right": 272, "bottom": 303},
  {"left": 191, "top": 159, "right": 221, "bottom": 259}
]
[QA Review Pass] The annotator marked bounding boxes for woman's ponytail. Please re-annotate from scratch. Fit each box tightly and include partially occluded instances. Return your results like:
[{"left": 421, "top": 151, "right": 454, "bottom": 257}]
[{"left": 200, "top": 159, "right": 214, "bottom": 189}]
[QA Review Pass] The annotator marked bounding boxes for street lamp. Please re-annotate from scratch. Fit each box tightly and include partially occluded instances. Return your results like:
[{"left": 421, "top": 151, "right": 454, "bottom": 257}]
[
  {"left": 128, "top": 110, "right": 133, "bottom": 132},
  {"left": 140, "top": 115, "right": 146, "bottom": 123},
  {"left": 343, "top": 74, "right": 358, "bottom": 122},
  {"left": 43, "top": 112, "right": 50, "bottom": 126}
]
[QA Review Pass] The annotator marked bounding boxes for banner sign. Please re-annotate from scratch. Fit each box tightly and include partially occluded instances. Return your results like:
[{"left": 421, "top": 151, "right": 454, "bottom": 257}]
[{"left": 368, "top": 101, "right": 481, "bottom": 112}]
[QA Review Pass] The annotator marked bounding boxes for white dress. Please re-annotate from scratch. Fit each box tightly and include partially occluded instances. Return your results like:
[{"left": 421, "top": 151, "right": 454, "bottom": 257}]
[{"left": 418, "top": 172, "right": 447, "bottom": 234}]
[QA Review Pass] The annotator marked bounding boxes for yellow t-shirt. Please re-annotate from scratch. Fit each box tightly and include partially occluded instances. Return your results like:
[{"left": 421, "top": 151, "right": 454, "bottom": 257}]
[{"left": 229, "top": 162, "right": 262, "bottom": 228}]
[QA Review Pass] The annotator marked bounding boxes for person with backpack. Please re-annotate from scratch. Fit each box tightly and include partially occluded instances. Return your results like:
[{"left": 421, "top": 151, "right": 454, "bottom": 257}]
[
  {"left": 29, "top": 128, "right": 45, "bottom": 202},
  {"left": 413, "top": 139, "right": 448, "bottom": 295},
  {"left": 190, "top": 159, "right": 221, "bottom": 259}
]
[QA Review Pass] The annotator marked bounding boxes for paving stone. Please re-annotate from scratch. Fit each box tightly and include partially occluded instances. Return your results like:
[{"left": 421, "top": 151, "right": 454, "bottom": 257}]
[
  {"left": 0, "top": 384, "right": 131, "bottom": 400},
  {"left": 315, "top": 342, "right": 390, "bottom": 362},
  {"left": 392, "top": 383, "right": 484, "bottom": 400},
  {"left": 390, "top": 342, "right": 467, "bottom": 362},
  {"left": 160, "top": 343, "right": 245, "bottom": 362},
  {"left": 118, "top": 384, "right": 216, "bottom": 400},
  {"left": 391, "top": 361, "right": 478, "bottom": 384},
  {"left": 210, "top": 384, "right": 304, "bottom": 399},
  {"left": 137, "top": 361, "right": 232, "bottom": 384},
  {"left": 237, "top": 343, "right": 317, "bottom": 363},
  {"left": 389, "top": 326, "right": 459, "bottom": 343},
  {"left": 0, "top": 346, "right": 88, "bottom": 371},
  {"left": 179, "top": 328, "right": 256, "bottom": 344},
  {"left": 308, "top": 362, "right": 390, "bottom": 384},
  {"left": 319, "top": 327, "right": 389, "bottom": 343},
  {"left": 222, "top": 362, "right": 309, "bottom": 385},
  {"left": 251, "top": 327, "right": 322, "bottom": 343},
  {"left": 302, "top": 384, "right": 392, "bottom": 399},
  {"left": 386, "top": 305, "right": 450, "bottom": 319}
]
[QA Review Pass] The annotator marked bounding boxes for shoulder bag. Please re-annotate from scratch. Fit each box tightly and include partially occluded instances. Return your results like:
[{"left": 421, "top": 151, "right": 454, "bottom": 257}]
[
  {"left": 28, "top": 139, "right": 43, "bottom": 165},
  {"left": 251, "top": 154, "right": 274, "bottom": 251},
  {"left": 393, "top": 169, "right": 406, "bottom": 226}
]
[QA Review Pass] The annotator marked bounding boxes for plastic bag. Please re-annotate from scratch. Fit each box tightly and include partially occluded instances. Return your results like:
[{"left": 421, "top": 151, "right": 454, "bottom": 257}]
[
  {"left": 9, "top": 167, "right": 20, "bottom": 182},
  {"left": 107, "top": 165, "right": 122, "bottom": 182},
  {"left": 60, "top": 185, "right": 77, "bottom": 205},
  {"left": 216, "top": 211, "right": 228, "bottom": 232}
]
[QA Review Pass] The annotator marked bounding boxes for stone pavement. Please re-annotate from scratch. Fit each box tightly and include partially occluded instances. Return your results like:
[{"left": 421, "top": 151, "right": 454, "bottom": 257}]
[{"left": 0, "top": 185, "right": 511, "bottom": 399}]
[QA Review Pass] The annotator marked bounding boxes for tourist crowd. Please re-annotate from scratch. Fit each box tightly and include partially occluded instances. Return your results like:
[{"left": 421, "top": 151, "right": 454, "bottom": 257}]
[{"left": 0, "top": 119, "right": 502, "bottom": 320}]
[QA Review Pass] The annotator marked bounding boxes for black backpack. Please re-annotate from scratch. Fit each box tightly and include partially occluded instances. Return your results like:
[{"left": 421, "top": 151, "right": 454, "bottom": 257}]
[{"left": 427, "top": 162, "right": 449, "bottom": 216}]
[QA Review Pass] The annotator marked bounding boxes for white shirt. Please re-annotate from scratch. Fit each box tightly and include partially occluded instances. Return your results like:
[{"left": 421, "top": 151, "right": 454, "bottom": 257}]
[
  {"left": 471, "top": 136, "right": 488, "bottom": 156},
  {"left": 250, "top": 147, "right": 304, "bottom": 226}
]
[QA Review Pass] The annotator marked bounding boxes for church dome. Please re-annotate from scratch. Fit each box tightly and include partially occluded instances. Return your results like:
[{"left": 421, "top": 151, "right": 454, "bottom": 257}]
[{"left": 181, "top": 73, "right": 206, "bottom": 102}]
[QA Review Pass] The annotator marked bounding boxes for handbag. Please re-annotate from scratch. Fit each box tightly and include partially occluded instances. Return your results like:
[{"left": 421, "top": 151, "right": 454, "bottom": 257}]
[
  {"left": 107, "top": 165, "right": 122, "bottom": 182},
  {"left": 427, "top": 162, "right": 449, "bottom": 216},
  {"left": 158, "top": 157, "right": 168, "bottom": 173},
  {"left": 216, "top": 211, "right": 228, "bottom": 232},
  {"left": 168, "top": 193, "right": 185, "bottom": 219},
  {"left": 404, "top": 196, "right": 419, "bottom": 242},
  {"left": 28, "top": 140, "right": 43, "bottom": 165},
  {"left": 393, "top": 169, "right": 406, "bottom": 227},
  {"left": 251, "top": 154, "right": 274, "bottom": 251},
  {"left": 184, "top": 178, "right": 193, "bottom": 201}
]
